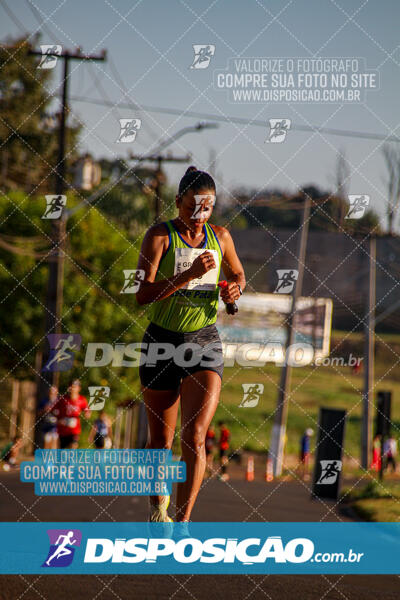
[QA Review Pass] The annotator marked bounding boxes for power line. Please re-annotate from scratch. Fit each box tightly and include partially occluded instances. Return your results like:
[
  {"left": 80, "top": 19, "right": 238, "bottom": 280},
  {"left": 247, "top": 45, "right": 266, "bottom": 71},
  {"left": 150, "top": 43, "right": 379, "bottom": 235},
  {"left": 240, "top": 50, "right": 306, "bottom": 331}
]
[
  {"left": 24, "top": 0, "right": 166, "bottom": 151},
  {"left": 86, "top": 63, "right": 146, "bottom": 150},
  {"left": 0, "top": 0, "right": 27, "bottom": 35},
  {"left": 24, "top": 0, "right": 145, "bottom": 153},
  {"left": 70, "top": 95, "right": 400, "bottom": 143},
  {"left": 139, "top": 122, "right": 218, "bottom": 157},
  {"left": 25, "top": 0, "right": 57, "bottom": 42},
  {"left": 0, "top": 234, "right": 51, "bottom": 257},
  {"left": 108, "top": 55, "right": 159, "bottom": 144}
]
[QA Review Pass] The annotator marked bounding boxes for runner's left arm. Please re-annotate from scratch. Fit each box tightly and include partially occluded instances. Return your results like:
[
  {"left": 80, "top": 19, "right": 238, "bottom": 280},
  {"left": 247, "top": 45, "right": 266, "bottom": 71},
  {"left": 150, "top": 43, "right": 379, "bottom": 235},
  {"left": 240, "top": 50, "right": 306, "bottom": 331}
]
[{"left": 217, "top": 227, "right": 246, "bottom": 303}]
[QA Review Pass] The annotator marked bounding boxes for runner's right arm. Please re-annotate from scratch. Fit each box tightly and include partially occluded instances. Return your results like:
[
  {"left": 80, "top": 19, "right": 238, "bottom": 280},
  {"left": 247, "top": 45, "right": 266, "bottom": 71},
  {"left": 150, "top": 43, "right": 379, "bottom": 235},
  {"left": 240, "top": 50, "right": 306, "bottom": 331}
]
[{"left": 135, "top": 224, "right": 216, "bottom": 305}]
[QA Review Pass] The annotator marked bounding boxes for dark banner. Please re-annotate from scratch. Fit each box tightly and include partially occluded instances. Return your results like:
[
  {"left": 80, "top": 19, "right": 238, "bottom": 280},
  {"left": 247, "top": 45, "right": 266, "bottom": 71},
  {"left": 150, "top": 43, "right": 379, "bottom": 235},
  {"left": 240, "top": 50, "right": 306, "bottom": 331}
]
[
  {"left": 375, "top": 391, "right": 392, "bottom": 437},
  {"left": 312, "top": 408, "right": 346, "bottom": 500}
]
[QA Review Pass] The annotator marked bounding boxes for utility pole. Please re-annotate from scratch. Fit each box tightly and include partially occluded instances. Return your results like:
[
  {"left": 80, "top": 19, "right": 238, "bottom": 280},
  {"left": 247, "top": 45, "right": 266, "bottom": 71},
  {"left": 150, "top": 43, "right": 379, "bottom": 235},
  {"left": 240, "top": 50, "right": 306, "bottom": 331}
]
[
  {"left": 361, "top": 236, "right": 376, "bottom": 469},
  {"left": 130, "top": 154, "right": 190, "bottom": 222},
  {"left": 269, "top": 195, "right": 312, "bottom": 476},
  {"left": 29, "top": 48, "right": 106, "bottom": 446}
]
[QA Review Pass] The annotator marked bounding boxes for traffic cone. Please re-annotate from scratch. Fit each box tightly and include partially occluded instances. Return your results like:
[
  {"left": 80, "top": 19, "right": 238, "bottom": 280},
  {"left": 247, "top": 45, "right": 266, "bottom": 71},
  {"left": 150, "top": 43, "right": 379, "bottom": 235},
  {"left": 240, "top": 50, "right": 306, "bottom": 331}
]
[
  {"left": 265, "top": 457, "right": 273, "bottom": 482},
  {"left": 246, "top": 456, "right": 254, "bottom": 481}
]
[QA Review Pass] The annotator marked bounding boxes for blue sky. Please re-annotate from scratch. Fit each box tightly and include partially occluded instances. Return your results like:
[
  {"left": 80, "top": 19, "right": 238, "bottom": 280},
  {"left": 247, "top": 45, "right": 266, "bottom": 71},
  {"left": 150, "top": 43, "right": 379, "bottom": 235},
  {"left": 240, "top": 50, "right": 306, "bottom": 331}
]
[{"left": 1, "top": 0, "right": 400, "bottom": 227}]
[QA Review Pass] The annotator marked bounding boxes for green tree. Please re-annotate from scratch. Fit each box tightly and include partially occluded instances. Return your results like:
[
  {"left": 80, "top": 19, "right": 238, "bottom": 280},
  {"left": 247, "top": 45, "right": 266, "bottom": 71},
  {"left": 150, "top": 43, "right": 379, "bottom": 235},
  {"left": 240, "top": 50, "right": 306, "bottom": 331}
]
[
  {"left": 0, "top": 192, "right": 145, "bottom": 403},
  {"left": 0, "top": 35, "right": 80, "bottom": 194},
  {"left": 97, "top": 160, "right": 178, "bottom": 234}
]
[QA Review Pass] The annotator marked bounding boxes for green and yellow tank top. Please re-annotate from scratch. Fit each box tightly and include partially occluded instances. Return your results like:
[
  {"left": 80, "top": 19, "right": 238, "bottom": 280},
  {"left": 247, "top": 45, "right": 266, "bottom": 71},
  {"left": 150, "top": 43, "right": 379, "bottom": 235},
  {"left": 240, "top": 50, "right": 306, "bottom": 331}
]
[{"left": 146, "top": 220, "right": 223, "bottom": 332}]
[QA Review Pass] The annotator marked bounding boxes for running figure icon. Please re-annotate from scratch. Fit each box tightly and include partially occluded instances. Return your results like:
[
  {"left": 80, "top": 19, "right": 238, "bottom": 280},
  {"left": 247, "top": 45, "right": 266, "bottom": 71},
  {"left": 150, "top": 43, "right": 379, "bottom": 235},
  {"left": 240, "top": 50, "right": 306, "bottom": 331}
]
[
  {"left": 316, "top": 460, "right": 342, "bottom": 484},
  {"left": 190, "top": 45, "right": 215, "bottom": 69},
  {"left": 42, "top": 195, "right": 66, "bottom": 219},
  {"left": 43, "top": 335, "right": 79, "bottom": 372},
  {"left": 269, "top": 119, "right": 290, "bottom": 140},
  {"left": 274, "top": 269, "right": 298, "bottom": 293},
  {"left": 45, "top": 531, "right": 77, "bottom": 566}
]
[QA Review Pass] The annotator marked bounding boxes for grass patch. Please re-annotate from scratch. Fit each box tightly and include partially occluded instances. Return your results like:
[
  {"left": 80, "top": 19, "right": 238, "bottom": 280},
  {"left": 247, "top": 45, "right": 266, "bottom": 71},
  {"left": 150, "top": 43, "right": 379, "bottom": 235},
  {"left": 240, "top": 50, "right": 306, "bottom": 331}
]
[
  {"left": 213, "top": 361, "right": 400, "bottom": 459},
  {"left": 344, "top": 479, "right": 400, "bottom": 521},
  {"left": 351, "top": 498, "right": 400, "bottom": 522}
]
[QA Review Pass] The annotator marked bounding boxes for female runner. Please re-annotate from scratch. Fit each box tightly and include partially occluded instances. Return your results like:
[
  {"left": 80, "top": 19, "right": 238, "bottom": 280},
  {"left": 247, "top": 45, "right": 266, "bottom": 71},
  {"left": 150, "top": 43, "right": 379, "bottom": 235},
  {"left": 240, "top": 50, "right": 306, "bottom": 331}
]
[{"left": 135, "top": 166, "right": 245, "bottom": 524}]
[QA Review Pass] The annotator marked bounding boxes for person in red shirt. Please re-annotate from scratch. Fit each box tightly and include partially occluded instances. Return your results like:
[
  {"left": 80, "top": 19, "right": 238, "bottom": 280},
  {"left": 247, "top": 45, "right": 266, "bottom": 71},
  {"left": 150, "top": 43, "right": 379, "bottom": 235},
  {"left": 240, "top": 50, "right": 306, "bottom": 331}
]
[
  {"left": 53, "top": 379, "right": 90, "bottom": 449},
  {"left": 218, "top": 420, "right": 230, "bottom": 481}
]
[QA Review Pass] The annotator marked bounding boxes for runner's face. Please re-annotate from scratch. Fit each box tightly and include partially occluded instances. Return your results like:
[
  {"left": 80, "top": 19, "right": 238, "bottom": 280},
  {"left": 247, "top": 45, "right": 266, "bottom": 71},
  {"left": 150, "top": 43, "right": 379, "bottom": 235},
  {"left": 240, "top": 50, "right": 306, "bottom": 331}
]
[{"left": 177, "top": 188, "right": 216, "bottom": 228}]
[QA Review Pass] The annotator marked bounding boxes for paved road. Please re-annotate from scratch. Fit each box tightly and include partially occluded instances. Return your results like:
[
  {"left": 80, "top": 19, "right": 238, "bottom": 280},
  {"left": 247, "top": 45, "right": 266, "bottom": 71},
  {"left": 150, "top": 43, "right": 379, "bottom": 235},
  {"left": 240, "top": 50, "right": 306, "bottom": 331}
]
[
  {"left": 0, "top": 469, "right": 352, "bottom": 522},
  {"left": 0, "top": 470, "right": 398, "bottom": 600}
]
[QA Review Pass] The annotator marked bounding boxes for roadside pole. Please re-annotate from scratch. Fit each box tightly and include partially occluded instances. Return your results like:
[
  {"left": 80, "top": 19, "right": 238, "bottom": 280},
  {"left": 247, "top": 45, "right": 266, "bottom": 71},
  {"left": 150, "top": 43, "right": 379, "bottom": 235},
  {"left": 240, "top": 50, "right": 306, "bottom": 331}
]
[
  {"left": 269, "top": 195, "right": 311, "bottom": 477},
  {"left": 361, "top": 236, "right": 376, "bottom": 470},
  {"left": 29, "top": 48, "right": 106, "bottom": 446}
]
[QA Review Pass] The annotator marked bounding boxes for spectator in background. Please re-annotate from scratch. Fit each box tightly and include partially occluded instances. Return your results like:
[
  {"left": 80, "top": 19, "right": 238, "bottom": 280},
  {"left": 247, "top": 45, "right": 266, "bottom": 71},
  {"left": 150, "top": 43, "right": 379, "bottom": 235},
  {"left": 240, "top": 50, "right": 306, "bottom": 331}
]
[
  {"left": 88, "top": 410, "right": 112, "bottom": 449},
  {"left": 38, "top": 385, "right": 59, "bottom": 449},
  {"left": 383, "top": 435, "right": 397, "bottom": 473},
  {"left": 218, "top": 421, "right": 230, "bottom": 482},
  {"left": 205, "top": 425, "right": 216, "bottom": 478},
  {"left": 351, "top": 361, "right": 362, "bottom": 375},
  {"left": 1, "top": 436, "right": 22, "bottom": 470},
  {"left": 299, "top": 428, "right": 314, "bottom": 480},
  {"left": 53, "top": 379, "right": 90, "bottom": 449},
  {"left": 371, "top": 434, "right": 382, "bottom": 471}
]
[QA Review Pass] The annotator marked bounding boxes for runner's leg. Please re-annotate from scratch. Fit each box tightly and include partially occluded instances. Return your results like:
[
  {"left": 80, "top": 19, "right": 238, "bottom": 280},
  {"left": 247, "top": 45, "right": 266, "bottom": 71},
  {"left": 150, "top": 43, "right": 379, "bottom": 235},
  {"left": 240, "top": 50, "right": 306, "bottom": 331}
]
[
  {"left": 142, "top": 387, "right": 180, "bottom": 506},
  {"left": 176, "top": 371, "right": 221, "bottom": 522}
]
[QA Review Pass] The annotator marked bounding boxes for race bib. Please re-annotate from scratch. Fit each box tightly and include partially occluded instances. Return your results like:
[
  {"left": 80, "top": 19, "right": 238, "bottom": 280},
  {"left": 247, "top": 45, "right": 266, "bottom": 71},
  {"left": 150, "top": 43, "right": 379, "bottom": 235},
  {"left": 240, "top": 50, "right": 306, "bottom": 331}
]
[{"left": 174, "top": 248, "right": 219, "bottom": 291}]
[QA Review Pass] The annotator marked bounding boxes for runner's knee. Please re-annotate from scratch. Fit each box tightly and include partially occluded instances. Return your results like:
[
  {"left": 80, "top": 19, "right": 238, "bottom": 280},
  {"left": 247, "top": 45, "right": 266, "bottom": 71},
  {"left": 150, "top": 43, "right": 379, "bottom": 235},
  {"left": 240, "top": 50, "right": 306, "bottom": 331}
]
[{"left": 181, "top": 424, "right": 206, "bottom": 453}]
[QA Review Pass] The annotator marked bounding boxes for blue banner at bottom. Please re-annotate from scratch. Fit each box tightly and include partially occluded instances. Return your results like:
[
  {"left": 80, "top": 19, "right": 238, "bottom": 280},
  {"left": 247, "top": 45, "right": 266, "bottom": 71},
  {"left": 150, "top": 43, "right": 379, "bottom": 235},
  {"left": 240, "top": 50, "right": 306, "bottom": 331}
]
[{"left": 0, "top": 522, "right": 399, "bottom": 574}]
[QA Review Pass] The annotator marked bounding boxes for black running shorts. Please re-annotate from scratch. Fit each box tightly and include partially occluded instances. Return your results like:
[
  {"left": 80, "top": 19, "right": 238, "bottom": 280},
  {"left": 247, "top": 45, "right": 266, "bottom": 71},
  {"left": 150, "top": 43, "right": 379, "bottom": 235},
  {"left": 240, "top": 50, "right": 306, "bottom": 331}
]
[{"left": 139, "top": 322, "right": 224, "bottom": 391}]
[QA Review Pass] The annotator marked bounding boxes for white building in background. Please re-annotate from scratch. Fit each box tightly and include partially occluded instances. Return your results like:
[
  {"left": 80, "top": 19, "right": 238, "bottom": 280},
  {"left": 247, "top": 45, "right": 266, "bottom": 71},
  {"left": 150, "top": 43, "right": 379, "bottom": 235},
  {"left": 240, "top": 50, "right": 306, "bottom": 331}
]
[{"left": 73, "top": 154, "right": 101, "bottom": 191}]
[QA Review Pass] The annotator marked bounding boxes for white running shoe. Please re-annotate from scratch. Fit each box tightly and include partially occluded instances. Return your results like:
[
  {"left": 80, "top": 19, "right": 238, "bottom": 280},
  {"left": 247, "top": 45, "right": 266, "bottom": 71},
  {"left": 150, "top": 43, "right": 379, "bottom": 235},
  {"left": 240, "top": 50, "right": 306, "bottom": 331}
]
[{"left": 148, "top": 495, "right": 173, "bottom": 523}]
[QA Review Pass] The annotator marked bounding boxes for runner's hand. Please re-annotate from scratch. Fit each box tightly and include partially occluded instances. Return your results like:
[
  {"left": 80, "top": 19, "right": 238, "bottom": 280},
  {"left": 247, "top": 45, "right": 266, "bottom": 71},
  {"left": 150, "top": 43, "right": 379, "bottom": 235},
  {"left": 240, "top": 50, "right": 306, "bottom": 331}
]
[
  {"left": 219, "top": 282, "right": 241, "bottom": 303},
  {"left": 188, "top": 251, "right": 216, "bottom": 278}
]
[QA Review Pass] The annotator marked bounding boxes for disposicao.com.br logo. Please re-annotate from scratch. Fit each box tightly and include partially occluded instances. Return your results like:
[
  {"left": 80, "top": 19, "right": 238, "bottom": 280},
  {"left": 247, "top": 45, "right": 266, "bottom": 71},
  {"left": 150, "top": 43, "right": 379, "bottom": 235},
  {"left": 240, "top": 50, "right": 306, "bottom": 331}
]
[
  {"left": 83, "top": 536, "right": 363, "bottom": 565},
  {"left": 1, "top": 522, "right": 388, "bottom": 574}
]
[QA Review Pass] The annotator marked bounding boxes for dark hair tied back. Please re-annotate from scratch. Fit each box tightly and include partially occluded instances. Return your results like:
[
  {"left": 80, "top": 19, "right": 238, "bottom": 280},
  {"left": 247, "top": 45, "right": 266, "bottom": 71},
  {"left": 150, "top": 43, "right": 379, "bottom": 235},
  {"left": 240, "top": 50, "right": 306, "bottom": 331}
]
[{"left": 178, "top": 165, "right": 216, "bottom": 196}]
